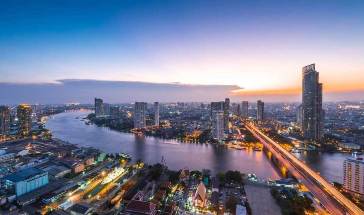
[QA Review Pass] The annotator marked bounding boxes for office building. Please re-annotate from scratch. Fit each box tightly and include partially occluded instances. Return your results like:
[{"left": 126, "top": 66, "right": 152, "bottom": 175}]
[
  {"left": 343, "top": 157, "right": 364, "bottom": 198},
  {"left": 110, "top": 106, "right": 120, "bottom": 119},
  {"left": 103, "top": 103, "right": 110, "bottom": 117},
  {"left": 4, "top": 167, "right": 49, "bottom": 196},
  {"left": 257, "top": 100, "right": 264, "bottom": 121},
  {"left": 241, "top": 101, "right": 249, "bottom": 118},
  {"left": 94, "top": 98, "right": 104, "bottom": 118},
  {"left": 134, "top": 102, "right": 147, "bottom": 128},
  {"left": 296, "top": 105, "right": 303, "bottom": 129},
  {"left": 210, "top": 101, "right": 224, "bottom": 117},
  {"left": 212, "top": 111, "right": 224, "bottom": 141},
  {"left": 154, "top": 102, "right": 160, "bottom": 126},
  {"left": 302, "top": 64, "right": 323, "bottom": 142},
  {"left": 17, "top": 104, "right": 32, "bottom": 136},
  {"left": 0, "top": 106, "right": 10, "bottom": 135},
  {"left": 224, "top": 98, "right": 230, "bottom": 132}
]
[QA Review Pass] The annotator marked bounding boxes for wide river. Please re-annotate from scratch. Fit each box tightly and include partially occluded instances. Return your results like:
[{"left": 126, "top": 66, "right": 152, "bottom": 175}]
[{"left": 45, "top": 111, "right": 355, "bottom": 183}]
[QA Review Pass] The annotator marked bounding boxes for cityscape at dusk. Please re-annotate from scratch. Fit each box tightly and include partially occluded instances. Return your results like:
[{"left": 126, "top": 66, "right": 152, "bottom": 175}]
[{"left": 1, "top": 1, "right": 364, "bottom": 215}]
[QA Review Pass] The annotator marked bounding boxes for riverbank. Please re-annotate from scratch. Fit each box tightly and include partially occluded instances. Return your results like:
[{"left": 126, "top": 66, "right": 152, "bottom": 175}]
[{"left": 45, "top": 111, "right": 281, "bottom": 179}]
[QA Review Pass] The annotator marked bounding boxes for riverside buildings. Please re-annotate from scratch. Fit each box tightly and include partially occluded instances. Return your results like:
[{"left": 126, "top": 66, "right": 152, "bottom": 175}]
[
  {"left": 211, "top": 111, "right": 224, "bottom": 140},
  {"left": 134, "top": 102, "right": 147, "bottom": 129},
  {"left": 302, "top": 64, "right": 323, "bottom": 144},
  {"left": 224, "top": 98, "right": 230, "bottom": 132},
  {"left": 17, "top": 104, "right": 32, "bottom": 136},
  {"left": 343, "top": 157, "right": 364, "bottom": 198},
  {"left": 94, "top": 98, "right": 104, "bottom": 118},
  {"left": 154, "top": 102, "right": 160, "bottom": 126}
]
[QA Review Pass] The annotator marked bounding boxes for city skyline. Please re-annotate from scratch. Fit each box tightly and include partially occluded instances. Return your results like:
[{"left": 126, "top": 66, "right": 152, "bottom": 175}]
[{"left": 1, "top": 1, "right": 364, "bottom": 102}]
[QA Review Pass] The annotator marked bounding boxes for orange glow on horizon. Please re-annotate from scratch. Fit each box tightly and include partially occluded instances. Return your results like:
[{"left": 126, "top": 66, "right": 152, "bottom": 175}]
[{"left": 231, "top": 82, "right": 364, "bottom": 96}]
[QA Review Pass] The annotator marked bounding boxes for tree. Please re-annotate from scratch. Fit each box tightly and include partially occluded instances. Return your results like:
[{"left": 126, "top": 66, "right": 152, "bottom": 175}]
[{"left": 225, "top": 196, "right": 238, "bottom": 213}]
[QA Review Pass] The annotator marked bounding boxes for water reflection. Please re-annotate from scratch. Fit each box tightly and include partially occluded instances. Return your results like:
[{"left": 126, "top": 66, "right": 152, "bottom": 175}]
[{"left": 46, "top": 111, "right": 281, "bottom": 179}]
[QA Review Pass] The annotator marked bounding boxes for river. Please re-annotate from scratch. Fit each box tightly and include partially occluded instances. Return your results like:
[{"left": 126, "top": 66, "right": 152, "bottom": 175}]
[
  {"left": 45, "top": 111, "right": 355, "bottom": 183},
  {"left": 45, "top": 111, "right": 280, "bottom": 179}
]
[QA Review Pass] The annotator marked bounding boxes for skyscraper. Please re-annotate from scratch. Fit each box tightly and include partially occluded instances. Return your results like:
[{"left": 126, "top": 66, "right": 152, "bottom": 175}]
[
  {"left": 241, "top": 101, "right": 249, "bottom": 118},
  {"left": 210, "top": 102, "right": 224, "bottom": 117},
  {"left": 302, "top": 64, "right": 323, "bottom": 143},
  {"left": 224, "top": 98, "right": 230, "bottom": 132},
  {"left": 154, "top": 102, "right": 160, "bottom": 126},
  {"left": 256, "top": 100, "right": 264, "bottom": 121},
  {"left": 212, "top": 111, "right": 224, "bottom": 141},
  {"left": 296, "top": 104, "right": 303, "bottom": 129},
  {"left": 134, "top": 102, "right": 147, "bottom": 129},
  {"left": 94, "top": 98, "right": 104, "bottom": 118},
  {"left": 17, "top": 104, "right": 32, "bottom": 136},
  {"left": 0, "top": 106, "right": 10, "bottom": 135}
]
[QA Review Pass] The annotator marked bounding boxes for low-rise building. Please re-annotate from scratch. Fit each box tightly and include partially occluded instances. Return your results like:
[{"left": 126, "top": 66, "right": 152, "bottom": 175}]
[
  {"left": 124, "top": 200, "right": 157, "bottom": 215},
  {"left": 4, "top": 167, "right": 49, "bottom": 197}
]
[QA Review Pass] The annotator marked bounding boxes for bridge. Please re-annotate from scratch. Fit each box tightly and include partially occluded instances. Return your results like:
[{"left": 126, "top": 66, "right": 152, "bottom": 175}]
[{"left": 245, "top": 123, "right": 364, "bottom": 215}]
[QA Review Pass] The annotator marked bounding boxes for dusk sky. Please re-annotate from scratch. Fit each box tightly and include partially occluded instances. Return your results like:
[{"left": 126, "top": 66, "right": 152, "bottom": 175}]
[{"left": 1, "top": 0, "right": 364, "bottom": 102}]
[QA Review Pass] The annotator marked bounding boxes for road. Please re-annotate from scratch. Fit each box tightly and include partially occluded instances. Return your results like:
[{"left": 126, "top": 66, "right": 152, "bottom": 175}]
[{"left": 245, "top": 123, "right": 364, "bottom": 215}]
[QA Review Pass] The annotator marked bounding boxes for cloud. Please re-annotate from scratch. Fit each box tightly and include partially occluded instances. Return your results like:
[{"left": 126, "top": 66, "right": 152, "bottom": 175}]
[
  {"left": 0, "top": 79, "right": 241, "bottom": 104},
  {"left": 0, "top": 79, "right": 362, "bottom": 104}
]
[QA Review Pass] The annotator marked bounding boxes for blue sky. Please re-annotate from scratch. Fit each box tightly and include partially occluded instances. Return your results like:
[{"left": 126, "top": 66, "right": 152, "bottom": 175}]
[{"left": 1, "top": 0, "right": 364, "bottom": 101}]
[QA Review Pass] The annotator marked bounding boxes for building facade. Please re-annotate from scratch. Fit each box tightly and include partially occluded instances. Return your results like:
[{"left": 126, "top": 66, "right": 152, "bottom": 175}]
[
  {"left": 94, "top": 98, "right": 104, "bottom": 118},
  {"left": 4, "top": 167, "right": 49, "bottom": 197},
  {"left": 256, "top": 100, "right": 264, "bottom": 121},
  {"left": 0, "top": 106, "right": 10, "bottom": 135},
  {"left": 241, "top": 101, "right": 249, "bottom": 118},
  {"left": 17, "top": 104, "right": 32, "bottom": 136},
  {"left": 343, "top": 157, "right": 364, "bottom": 198},
  {"left": 154, "top": 102, "right": 159, "bottom": 126},
  {"left": 134, "top": 102, "right": 147, "bottom": 128},
  {"left": 296, "top": 105, "right": 303, "bottom": 129},
  {"left": 224, "top": 98, "right": 230, "bottom": 132},
  {"left": 302, "top": 64, "right": 323, "bottom": 143},
  {"left": 211, "top": 111, "right": 224, "bottom": 141}
]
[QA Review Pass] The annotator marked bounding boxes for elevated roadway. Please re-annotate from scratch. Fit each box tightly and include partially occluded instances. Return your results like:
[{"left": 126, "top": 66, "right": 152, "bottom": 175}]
[{"left": 245, "top": 123, "right": 363, "bottom": 215}]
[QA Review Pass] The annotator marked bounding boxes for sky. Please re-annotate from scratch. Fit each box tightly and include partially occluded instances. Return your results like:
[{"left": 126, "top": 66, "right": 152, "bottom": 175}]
[{"left": 1, "top": 0, "right": 364, "bottom": 102}]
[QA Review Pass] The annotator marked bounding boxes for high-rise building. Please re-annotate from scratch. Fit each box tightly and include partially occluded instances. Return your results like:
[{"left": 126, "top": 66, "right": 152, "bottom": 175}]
[
  {"left": 212, "top": 111, "right": 224, "bottom": 141},
  {"left": 210, "top": 102, "right": 224, "bottom": 117},
  {"left": 241, "top": 101, "right": 249, "bottom": 118},
  {"left": 0, "top": 106, "right": 10, "bottom": 135},
  {"left": 224, "top": 98, "right": 230, "bottom": 132},
  {"left": 256, "top": 100, "right": 264, "bottom": 121},
  {"left": 94, "top": 98, "right": 104, "bottom": 118},
  {"left": 296, "top": 105, "right": 303, "bottom": 129},
  {"left": 302, "top": 64, "right": 323, "bottom": 142},
  {"left": 103, "top": 103, "right": 110, "bottom": 117},
  {"left": 134, "top": 102, "right": 147, "bottom": 129},
  {"left": 110, "top": 106, "right": 120, "bottom": 120},
  {"left": 17, "top": 104, "right": 32, "bottom": 136},
  {"left": 343, "top": 157, "right": 364, "bottom": 197},
  {"left": 154, "top": 102, "right": 160, "bottom": 126}
]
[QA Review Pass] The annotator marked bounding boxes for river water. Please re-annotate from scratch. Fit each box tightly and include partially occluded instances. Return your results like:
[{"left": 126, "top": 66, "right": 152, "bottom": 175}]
[{"left": 45, "top": 111, "right": 354, "bottom": 183}]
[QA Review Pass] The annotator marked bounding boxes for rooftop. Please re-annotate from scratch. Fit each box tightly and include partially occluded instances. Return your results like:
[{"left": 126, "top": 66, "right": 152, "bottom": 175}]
[{"left": 4, "top": 167, "right": 46, "bottom": 182}]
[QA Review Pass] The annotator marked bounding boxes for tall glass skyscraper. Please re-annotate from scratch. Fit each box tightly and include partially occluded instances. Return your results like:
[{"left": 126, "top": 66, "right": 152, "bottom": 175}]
[
  {"left": 302, "top": 64, "right": 323, "bottom": 143},
  {"left": 0, "top": 106, "right": 10, "bottom": 135},
  {"left": 256, "top": 100, "right": 264, "bottom": 121},
  {"left": 134, "top": 102, "right": 147, "bottom": 129},
  {"left": 17, "top": 104, "right": 32, "bottom": 136},
  {"left": 94, "top": 98, "right": 104, "bottom": 118},
  {"left": 154, "top": 102, "right": 159, "bottom": 126}
]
